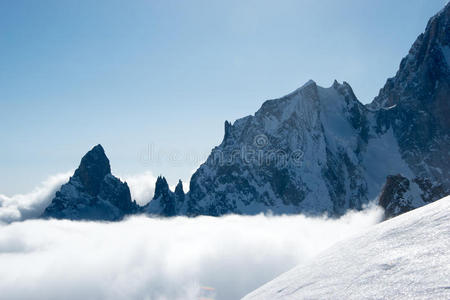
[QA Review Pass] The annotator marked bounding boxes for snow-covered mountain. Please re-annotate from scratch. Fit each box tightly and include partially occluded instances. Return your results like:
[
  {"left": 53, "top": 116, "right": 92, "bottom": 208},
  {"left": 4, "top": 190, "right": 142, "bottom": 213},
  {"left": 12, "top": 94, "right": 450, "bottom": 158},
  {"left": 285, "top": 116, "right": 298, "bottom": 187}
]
[
  {"left": 42, "top": 3, "right": 449, "bottom": 220},
  {"left": 43, "top": 145, "right": 138, "bottom": 221},
  {"left": 242, "top": 195, "right": 450, "bottom": 300},
  {"left": 178, "top": 3, "right": 450, "bottom": 217},
  {"left": 185, "top": 80, "right": 415, "bottom": 216}
]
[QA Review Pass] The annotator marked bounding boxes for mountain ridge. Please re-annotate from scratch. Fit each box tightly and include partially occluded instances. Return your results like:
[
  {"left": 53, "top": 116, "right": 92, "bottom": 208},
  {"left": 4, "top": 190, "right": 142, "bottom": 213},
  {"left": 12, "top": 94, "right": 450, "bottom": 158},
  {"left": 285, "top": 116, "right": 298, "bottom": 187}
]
[{"left": 41, "top": 3, "right": 450, "bottom": 220}]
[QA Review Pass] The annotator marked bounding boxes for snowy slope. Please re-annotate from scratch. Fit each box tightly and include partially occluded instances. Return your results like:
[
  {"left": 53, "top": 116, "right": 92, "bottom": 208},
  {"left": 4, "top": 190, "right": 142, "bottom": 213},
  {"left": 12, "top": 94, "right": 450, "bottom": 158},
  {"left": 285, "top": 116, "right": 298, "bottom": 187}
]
[
  {"left": 243, "top": 196, "right": 450, "bottom": 300},
  {"left": 187, "top": 80, "right": 376, "bottom": 216}
]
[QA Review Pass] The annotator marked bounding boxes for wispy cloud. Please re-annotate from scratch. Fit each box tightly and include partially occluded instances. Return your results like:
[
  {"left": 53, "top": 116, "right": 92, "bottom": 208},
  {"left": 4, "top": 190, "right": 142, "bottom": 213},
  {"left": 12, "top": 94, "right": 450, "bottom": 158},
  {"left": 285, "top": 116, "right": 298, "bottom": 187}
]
[
  {"left": 0, "top": 172, "right": 71, "bottom": 223},
  {"left": 122, "top": 171, "right": 158, "bottom": 206}
]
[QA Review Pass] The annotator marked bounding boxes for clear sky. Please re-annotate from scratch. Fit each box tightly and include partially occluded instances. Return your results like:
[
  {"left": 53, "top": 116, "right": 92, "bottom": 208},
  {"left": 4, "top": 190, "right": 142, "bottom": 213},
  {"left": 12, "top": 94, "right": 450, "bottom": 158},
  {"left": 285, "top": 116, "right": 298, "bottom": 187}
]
[{"left": 0, "top": 0, "right": 447, "bottom": 195}]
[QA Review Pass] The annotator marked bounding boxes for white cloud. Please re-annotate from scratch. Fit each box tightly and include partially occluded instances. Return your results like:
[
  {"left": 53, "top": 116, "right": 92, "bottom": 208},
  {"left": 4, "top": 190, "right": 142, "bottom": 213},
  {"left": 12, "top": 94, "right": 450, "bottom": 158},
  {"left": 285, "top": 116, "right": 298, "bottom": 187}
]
[
  {"left": 122, "top": 171, "right": 158, "bottom": 206},
  {"left": 0, "top": 172, "right": 72, "bottom": 223},
  {"left": 0, "top": 207, "right": 383, "bottom": 299}
]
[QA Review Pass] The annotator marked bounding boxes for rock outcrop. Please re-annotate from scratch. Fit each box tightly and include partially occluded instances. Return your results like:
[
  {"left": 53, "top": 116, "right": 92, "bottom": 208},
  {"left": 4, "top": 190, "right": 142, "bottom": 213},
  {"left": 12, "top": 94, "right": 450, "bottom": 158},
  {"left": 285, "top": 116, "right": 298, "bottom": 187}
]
[
  {"left": 378, "top": 175, "right": 415, "bottom": 219},
  {"left": 43, "top": 145, "right": 138, "bottom": 221},
  {"left": 143, "top": 177, "right": 185, "bottom": 217}
]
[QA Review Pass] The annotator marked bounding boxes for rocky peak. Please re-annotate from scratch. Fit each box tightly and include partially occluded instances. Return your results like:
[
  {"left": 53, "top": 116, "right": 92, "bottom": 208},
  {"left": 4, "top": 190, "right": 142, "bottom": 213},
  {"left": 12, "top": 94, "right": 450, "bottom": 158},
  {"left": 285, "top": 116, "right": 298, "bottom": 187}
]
[
  {"left": 297, "top": 79, "right": 319, "bottom": 101},
  {"left": 185, "top": 78, "right": 372, "bottom": 217},
  {"left": 175, "top": 179, "right": 185, "bottom": 202},
  {"left": 154, "top": 176, "right": 170, "bottom": 199},
  {"left": 73, "top": 144, "right": 111, "bottom": 196},
  {"left": 425, "top": 2, "right": 450, "bottom": 47},
  {"left": 42, "top": 145, "right": 137, "bottom": 221},
  {"left": 143, "top": 176, "right": 177, "bottom": 217},
  {"left": 223, "top": 121, "right": 232, "bottom": 141},
  {"left": 332, "top": 80, "right": 358, "bottom": 102},
  {"left": 370, "top": 3, "right": 450, "bottom": 110}
]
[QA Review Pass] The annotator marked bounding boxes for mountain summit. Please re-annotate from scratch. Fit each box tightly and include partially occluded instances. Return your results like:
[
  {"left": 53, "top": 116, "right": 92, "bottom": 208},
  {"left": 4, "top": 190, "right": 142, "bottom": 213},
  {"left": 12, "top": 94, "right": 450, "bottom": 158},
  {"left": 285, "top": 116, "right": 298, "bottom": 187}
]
[
  {"left": 43, "top": 145, "right": 138, "bottom": 220},
  {"left": 186, "top": 79, "right": 371, "bottom": 216},
  {"left": 72, "top": 144, "right": 111, "bottom": 196}
]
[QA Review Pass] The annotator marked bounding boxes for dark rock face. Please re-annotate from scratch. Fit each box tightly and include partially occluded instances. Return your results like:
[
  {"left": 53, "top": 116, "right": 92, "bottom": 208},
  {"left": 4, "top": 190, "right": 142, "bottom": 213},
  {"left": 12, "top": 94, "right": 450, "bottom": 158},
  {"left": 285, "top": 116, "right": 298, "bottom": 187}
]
[
  {"left": 378, "top": 175, "right": 415, "bottom": 219},
  {"left": 73, "top": 144, "right": 111, "bottom": 196},
  {"left": 371, "top": 3, "right": 450, "bottom": 216},
  {"left": 155, "top": 176, "right": 176, "bottom": 217},
  {"left": 175, "top": 180, "right": 185, "bottom": 204},
  {"left": 143, "top": 177, "right": 185, "bottom": 217},
  {"left": 42, "top": 145, "right": 138, "bottom": 221}
]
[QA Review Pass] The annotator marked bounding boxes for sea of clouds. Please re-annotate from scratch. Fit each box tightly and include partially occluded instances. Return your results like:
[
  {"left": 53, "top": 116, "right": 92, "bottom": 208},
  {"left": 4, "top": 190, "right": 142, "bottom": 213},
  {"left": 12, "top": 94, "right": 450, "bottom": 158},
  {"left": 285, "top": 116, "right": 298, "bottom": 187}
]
[{"left": 0, "top": 173, "right": 384, "bottom": 299}]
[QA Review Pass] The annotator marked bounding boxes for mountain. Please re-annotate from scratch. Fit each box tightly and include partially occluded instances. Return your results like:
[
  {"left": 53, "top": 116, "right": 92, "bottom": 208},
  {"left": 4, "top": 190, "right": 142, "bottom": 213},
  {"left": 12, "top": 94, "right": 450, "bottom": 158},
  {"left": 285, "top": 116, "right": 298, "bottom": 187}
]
[
  {"left": 167, "top": 3, "right": 449, "bottom": 217},
  {"left": 184, "top": 79, "right": 417, "bottom": 216},
  {"left": 42, "top": 145, "right": 138, "bottom": 221},
  {"left": 41, "top": 3, "right": 449, "bottom": 220},
  {"left": 187, "top": 80, "right": 374, "bottom": 216},
  {"left": 242, "top": 195, "right": 450, "bottom": 300},
  {"left": 371, "top": 3, "right": 450, "bottom": 217}
]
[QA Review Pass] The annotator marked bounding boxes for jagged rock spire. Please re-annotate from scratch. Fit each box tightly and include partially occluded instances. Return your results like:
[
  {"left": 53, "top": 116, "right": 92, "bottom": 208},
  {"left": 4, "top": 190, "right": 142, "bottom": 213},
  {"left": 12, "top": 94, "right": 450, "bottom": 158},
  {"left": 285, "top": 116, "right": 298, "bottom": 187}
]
[
  {"left": 42, "top": 144, "right": 137, "bottom": 221},
  {"left": 224, "top": 121, "right": 232, "bottom": 141},
  {"left": 73, "top": 144, "right": 111, "bottom": 196},
  {"left": 154, "top": 176, "right": 170, "bottom": 199},
  {"left": 152, "top": 176, "right": 175, "bottom": 217},
  {"left": 175, "top": 179, "right": 185, "bottom": 203}
]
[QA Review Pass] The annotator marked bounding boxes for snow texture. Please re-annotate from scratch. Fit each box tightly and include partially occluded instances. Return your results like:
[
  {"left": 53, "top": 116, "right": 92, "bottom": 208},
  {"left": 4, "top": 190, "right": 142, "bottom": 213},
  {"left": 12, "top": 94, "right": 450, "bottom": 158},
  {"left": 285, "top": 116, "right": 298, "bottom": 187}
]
[{"left": 243, "top": 196, "right": 450, "bottom": 300}]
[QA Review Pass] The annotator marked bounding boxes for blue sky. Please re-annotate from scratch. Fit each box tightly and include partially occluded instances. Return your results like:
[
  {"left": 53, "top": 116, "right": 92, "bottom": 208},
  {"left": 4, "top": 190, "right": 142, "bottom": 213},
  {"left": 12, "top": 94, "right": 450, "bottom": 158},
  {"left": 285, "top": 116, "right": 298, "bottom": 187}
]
[{"left": 0, "top": 0, "right": 447, "bottom": 195}]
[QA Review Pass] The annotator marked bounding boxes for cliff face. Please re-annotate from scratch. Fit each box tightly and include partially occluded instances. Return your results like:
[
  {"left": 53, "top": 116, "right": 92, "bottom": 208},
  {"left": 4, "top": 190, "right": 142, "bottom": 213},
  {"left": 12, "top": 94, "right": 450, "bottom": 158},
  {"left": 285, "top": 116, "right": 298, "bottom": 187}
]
[
  {"left": 43, "top": 145, "right": 138, "bottom": 221},
  {"left": 371, "top": 3, "right": 450, "bottom": 214}
]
